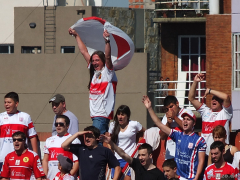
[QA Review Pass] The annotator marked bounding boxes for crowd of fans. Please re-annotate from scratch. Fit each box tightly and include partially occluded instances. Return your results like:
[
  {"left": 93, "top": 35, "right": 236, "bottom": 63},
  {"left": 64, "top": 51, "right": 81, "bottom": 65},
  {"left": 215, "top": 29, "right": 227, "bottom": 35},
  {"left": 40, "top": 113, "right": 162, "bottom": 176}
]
[{"left": 0, "top": 29, "right": 239, "bottom": 180}]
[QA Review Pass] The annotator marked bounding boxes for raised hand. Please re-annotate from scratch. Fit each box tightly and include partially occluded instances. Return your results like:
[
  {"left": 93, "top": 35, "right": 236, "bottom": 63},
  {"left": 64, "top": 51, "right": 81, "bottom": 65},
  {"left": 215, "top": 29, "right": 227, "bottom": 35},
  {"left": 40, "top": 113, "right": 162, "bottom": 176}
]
[
  {"left": 99, "top": 134, "right": 111, "bottom": 144},
  {"left": 194, "top": 73, "right": 205, "bottom": 82},
  {"left": 68, "top": 28, "right": 78, "bottom": 37},
  {"left": 103, "top": 29, "right": 110, "bottom": 42},
  {"left": 142, "top": 95, "right": 152, "bottom": 109}
]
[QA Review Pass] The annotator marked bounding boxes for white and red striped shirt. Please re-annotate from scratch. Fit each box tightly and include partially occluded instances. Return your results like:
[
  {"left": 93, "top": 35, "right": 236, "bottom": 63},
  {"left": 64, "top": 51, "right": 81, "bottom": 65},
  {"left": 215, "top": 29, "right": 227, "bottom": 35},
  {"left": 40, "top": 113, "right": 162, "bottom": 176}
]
[
  {"left": 0, "top": 149, "right": 45, "bottom": 180},
  {"left": 53, "top": 172, "right": 74, "bottom": 180},
  {"left": 197, "top": 103, "right": 233, "bottom": 154},
  {"left": 89, "top": 65, "right": 117, "bottom": 119},
  {"left": 44, "top": 134, "right": 80, "bottom": 180},
  {"left": 204, "top": 162, "right": 239, "bottom": 180},
  {"left": 0, "top": 111, "right": 37, "bottom": 163}
]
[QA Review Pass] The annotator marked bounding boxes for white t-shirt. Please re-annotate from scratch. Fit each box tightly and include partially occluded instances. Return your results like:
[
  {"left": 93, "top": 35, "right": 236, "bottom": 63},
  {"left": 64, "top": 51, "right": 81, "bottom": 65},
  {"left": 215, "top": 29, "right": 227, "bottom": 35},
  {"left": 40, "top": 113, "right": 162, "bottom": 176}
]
[
  {"left": 108, "top": 120, "right": 142, "bottom": 159},
  {"left": 197, "top": 103, "right": 233, "bottom": 154},
  {"left": 44, "top": 134, "right": 80, "bottom": 180},
  {"left": 0, "top": 111, "right": 37, "bottom": 163},
  {"left": 162, "top": 108, "right": 189, "bottom": 159},
  {"left": 89, "top": 65, "right": 117, "bottom": 119}
]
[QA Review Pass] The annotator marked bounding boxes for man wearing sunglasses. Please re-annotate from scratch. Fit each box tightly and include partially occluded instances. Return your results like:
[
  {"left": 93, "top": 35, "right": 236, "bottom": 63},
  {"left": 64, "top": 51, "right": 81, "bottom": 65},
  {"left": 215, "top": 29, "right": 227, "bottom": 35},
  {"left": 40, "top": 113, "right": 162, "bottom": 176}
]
[
  {"left": 42, "top": 115, "right": 80, "bottom": 180},
  {"left": 0, "top": 131, "right": 45, "bottom": 180},
  {"left": 61, "top": 126, "right": 121, "bottom": 180},
  {"left": 49, "top": 94, "right": 79, "bottom": 136},
  {"left": 188, "top": 73, "right": 232, "bottom": 156}
]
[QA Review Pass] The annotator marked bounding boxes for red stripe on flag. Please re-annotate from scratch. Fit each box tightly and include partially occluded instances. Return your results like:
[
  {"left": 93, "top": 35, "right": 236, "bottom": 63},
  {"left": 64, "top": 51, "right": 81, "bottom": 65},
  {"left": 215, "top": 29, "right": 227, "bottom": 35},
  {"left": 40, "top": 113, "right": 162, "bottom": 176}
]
[
  {"left": 83, "top": 16, "right": 106, "bottom": 25},
  {"left": 112, "top": 34, "right": 130, "bottom": 59}
]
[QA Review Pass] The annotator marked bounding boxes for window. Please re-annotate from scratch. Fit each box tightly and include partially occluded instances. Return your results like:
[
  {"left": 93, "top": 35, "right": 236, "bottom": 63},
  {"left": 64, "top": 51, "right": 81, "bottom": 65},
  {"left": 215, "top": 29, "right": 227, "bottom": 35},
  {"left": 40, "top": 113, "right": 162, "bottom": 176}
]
[
  {"left": 21, "top": 46, "right": 41, "bottom": 54},
  {"left": 178, "top": 36, "right": 206, "bottom": 108},
  {"left": 61, "top": 46, "right": 75, "bottom": 53},
  {"left": 233, "top": 33, "right": 240, "bottom": 90},
  {"left": 0, "top": 44, "right": 14, "bottom": 54}
]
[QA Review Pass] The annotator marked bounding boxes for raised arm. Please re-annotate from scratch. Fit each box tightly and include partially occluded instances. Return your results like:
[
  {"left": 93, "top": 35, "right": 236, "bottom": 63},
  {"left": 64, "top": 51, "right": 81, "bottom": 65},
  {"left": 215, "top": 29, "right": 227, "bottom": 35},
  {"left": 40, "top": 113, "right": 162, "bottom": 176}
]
[
  {"left": 69, "top": 28, "right": 91, "bottom": 64},
  {"left": 142, "top": 96, "right": 171, "bottom": 135},
  {"left": 100, "top": 134, "right": 133, "bottom": 164},
  {"left": 188, "top": 74, "right": 205, "bottom": 109},
  {"left": 62, "top": 131, "right": 91, "bottom": 151},
  {"left": 203, "top": 88, "right": 231, "bottom": 108},
  {"left": 103, "top": 30, "right": 113, "bottom": 70}
]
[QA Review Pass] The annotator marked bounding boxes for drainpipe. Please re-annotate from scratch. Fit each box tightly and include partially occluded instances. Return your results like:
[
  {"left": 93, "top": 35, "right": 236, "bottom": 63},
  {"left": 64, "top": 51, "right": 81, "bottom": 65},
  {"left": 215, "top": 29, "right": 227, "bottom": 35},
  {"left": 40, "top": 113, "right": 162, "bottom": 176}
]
[{"left": 209, "top": 0, "right": 219, "bottom": 14}]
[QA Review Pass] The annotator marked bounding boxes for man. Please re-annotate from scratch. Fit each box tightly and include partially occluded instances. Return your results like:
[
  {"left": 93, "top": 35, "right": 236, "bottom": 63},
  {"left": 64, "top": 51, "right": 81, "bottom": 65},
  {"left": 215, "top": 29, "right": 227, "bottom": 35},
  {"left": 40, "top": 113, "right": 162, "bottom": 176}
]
[
  {"left": 0, "top": 131, "right": 45, "bottom": 180},
  {"left": 188, "top": 73, "right": 233, "bottom": 155},
  {"left": 0, "top": 92, "right": 38, "bottom": 171},
  {"left": 49, "top": 94, "right": 79, "bottom": 136},
  {"left": 61, "top": 126, "right": 121, "bottom": 180},
  {"left": 203, "top": 141, "right": 239, "bottom": 180},
  {"left": 142, "top": 95, "right": 206, "bottom": 180},
  {"left": 42, "top": 115, "right": 80, "bottom": 180},
  {"left": 160, "top": 95, "right": 194, "bottom": 159},
  {"left": 100, "top": 134, "right": 165, "bottom": 180},
  {"left": 162, "top": 159, "right": 179, "bottom": 180}
]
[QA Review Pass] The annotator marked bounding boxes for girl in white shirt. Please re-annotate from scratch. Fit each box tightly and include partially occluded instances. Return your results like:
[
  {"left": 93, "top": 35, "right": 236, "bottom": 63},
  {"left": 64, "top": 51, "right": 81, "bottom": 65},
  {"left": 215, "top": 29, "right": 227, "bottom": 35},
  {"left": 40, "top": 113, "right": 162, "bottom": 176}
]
[{"left": 108, "top": 105, "right": 144, "bottom": 180}]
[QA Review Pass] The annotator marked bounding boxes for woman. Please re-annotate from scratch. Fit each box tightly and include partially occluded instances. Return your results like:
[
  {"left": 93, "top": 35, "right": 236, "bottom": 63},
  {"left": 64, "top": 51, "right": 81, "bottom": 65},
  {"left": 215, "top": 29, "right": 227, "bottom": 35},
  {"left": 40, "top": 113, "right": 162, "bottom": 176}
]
[
  {"left": 108, "top": 105, "right": 144, "bottom": 180},
  {"left": 69, "top": 28, "right": 117, "bottom": 135},
  {"left": 208, "top": 125, "right": 238, "bottom": 165}
]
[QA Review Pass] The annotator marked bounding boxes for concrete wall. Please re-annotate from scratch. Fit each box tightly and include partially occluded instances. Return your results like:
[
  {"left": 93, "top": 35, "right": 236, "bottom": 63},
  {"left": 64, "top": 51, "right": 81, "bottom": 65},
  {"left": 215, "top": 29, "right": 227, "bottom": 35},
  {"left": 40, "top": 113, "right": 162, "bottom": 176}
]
[{"left": 0, "top": 6, "right": 148, "bottom": 133}]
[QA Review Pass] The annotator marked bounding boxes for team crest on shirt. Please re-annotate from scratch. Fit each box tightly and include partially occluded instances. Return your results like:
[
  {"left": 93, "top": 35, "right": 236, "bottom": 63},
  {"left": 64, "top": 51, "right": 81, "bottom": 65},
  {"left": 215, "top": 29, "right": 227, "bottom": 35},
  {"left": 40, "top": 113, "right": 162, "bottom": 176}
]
[
  {"left": 98, "top": 73, "right": 102, "bottom": 79},
  {"left": 15, "top": 160, "right": 20, "bottom": 165},
  {"left": 188, "top": 143, "right": 193, "bottom": 149},
  {"left": 19, "top": 117, "right": 23, "bottom": 122},
  {"left": 23, "top": 157, "right": 29, "bottom": 162}
]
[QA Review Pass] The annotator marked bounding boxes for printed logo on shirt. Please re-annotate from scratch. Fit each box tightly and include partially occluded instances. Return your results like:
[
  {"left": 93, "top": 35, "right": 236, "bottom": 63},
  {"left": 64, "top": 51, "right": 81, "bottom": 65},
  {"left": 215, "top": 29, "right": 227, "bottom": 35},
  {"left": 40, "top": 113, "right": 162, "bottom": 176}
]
[
  {"left": 216, "top": 173, "right": 221, "bottom": 179},
  {"left": 11, "top": 170, "right": 15, "bottom": 176},
  {"left": 15, "top": 160, "right": 20, "bottom": 165},
  {"left": 19, "top": 117, "right": 23, "bottom": 122},
  {"left": 37, "top": 159, "right": 44, "bottom": 171},
  {"left": 23, "top": 157, "right": 29, "bottom": 162},
  {"left": 89, "top": 155, "right": 93, "bottom": 158},
  {"left": 207, "top": 169, "right": 214, "bottom": 179},
  {"left": 4, "top": 126, "right": 11, "bottom": 135},
  {"left": 188, "top": 143, "right": 193, "bottom": 149},
  {"left": 4, "top": 117, "right": 8, "bottom": 120},
  {"left": 9, "top": 157, "right": 14, "bottom": 161}
]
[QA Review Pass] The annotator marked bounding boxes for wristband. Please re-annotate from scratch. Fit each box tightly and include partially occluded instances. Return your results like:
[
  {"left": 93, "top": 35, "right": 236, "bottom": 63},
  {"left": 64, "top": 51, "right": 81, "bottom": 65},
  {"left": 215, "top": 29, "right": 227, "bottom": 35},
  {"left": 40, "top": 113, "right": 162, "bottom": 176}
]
[{"left": 209, "top": 88, "right": 211, "bottom": 94}]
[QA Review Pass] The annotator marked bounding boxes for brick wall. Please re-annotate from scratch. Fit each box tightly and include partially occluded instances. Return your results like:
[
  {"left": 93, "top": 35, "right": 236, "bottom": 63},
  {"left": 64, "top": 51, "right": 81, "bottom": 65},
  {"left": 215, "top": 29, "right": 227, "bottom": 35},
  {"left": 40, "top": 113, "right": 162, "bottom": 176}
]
[
  {"left": 161, "top": 23, "right": 205, "bottom": 95},
  {"left": 223, "top": 0, "right": 231, "bottom": 14},
  {"left": 205, "top": 15, "right": 232, "bottom": 105}
]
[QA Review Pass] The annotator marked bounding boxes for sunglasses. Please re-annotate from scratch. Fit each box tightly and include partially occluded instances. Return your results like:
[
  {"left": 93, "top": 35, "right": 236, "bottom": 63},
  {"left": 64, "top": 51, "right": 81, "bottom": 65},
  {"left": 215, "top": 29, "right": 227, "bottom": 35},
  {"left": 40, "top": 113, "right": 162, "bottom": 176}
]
[
  {"left": 55, "top": 122, "right": 65, "bottom": 127},
  {"left": 13, "top": 138, "right": 24, "bottom": 142}
]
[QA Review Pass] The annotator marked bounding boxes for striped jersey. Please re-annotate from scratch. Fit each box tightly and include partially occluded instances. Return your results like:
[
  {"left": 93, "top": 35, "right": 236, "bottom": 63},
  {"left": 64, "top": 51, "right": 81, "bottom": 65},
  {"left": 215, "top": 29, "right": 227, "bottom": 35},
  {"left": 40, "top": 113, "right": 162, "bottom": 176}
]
[
  {"left": 162, "top": 108, "right": 187, "bottom": 159},
  {"left": 0, "top": 149, "right": 45, "bottom": 179},
  {"left": 0, "top": 111, "right": 37, "bottom": 163},
  {"left": 204, "top": 162, "right": 239, "bottom": 180},
  {"left": 44, "top": 133, "right": 80, "bottom": 180},
  {"left": 169, "top": 129, "right": 207, "bottom": 180},
  {"left": 89, "top": 65, "right": 117, "bottom": 119},
  {"left": 197, "top": 103, "right": 232, "bottom": 154}
]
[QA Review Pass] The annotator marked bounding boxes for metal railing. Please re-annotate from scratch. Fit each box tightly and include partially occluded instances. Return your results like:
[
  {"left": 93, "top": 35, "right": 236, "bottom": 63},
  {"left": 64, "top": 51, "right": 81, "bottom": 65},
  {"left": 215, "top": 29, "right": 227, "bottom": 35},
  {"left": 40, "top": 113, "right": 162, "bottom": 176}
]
[
  {"left": 155, "top": 0, "right": 209, "bottom": 17},
  {"left": 154, "top": 80, "right": 206, "bottom": 112}
]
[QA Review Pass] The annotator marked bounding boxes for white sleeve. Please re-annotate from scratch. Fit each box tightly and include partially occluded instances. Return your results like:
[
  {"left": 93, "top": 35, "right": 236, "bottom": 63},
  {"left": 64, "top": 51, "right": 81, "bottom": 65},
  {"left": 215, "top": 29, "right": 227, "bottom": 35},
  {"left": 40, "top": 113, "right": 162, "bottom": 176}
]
[
  {"left": 162, "top": 115, "right": 167, "bottom": 125},
  {"left": 222, "top": 104, "right": 233, "bottom": 117},
  {"left": 108, "top": 122, "right": 115, "bottom": 134},
  {"left": 43, "top": 139, "right": 49, "bottom": 154},
  {"left": 196, "top": 103, "right": 210, "bottom": 117},
  {"left": 232, "top": 151, "right": 240, "bottom": 170},
  {"left": 136, "top": 121, "right": 143, "bottom": 132},
  {"left": 73, "top": 154, "right": 78, "bottom": 161},
  {"left": 72, "top": 137, "right": 81, "bottom": 144}
]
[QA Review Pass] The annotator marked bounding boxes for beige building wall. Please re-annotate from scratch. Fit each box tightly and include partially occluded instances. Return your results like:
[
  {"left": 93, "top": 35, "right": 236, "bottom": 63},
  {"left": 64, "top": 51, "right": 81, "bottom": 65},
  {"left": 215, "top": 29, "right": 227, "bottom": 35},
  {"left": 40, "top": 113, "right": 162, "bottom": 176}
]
[{"left": 0, "top": 6, "right": 148, "bottom": 133}]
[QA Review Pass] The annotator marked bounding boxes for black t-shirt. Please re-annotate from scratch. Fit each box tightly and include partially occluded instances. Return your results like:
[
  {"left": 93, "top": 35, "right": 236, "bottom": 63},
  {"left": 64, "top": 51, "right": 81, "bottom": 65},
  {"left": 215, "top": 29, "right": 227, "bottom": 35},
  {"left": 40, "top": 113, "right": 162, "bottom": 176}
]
[
  {"left": 130, "top": 158, "right": 165, "bottom": 180},
  {"left": 69, "top": 144, "right": 119, "bottom": 180}
]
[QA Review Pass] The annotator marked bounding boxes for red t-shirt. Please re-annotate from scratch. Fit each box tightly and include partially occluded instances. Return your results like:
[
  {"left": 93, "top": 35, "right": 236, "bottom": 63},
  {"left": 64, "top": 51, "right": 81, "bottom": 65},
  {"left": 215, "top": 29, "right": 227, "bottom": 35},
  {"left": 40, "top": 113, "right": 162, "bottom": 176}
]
[
  {"left": 0, "top": 149, "right": 45, "bottom": 179},
  {"left": 204, "top": 162, "right": 239, "bottom": 180}
]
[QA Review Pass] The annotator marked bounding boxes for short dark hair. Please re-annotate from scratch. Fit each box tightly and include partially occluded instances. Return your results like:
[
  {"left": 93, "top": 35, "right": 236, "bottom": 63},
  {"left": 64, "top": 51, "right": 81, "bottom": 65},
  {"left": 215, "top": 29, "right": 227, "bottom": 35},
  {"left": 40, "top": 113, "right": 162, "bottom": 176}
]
[
  {"left": 210, "top": 141, "right": 225, "bottom": 152},
  {"left": 164, "top": 96, "right": 178, "bottom": 107},
  {"left": 12, "top": 131, "right": 26, "bottom": 140},
  {"left": 5, "top": 92, "right": 19, "bottom": 103},
  {"left": 56, "top": 115, "right": 70, "bottom": 126},
  {"left": 84, "top": 126, "right": 100, "bottom": 140},
  {"left": 212, "top": 96, "right": 223, "bottom": 104},
  {"left": 162, "top": 159, "right": 177, "bottom": 169},
  {"left": 138, "top": 143, "right": 153, "bottom": 155}
]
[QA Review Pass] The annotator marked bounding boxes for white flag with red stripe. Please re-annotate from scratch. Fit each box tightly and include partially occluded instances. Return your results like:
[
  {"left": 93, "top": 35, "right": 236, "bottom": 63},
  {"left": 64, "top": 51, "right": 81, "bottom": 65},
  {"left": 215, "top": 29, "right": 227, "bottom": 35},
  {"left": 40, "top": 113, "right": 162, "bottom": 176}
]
[{"left": 71, "top": 16, "right": 134, "bottom": 70}]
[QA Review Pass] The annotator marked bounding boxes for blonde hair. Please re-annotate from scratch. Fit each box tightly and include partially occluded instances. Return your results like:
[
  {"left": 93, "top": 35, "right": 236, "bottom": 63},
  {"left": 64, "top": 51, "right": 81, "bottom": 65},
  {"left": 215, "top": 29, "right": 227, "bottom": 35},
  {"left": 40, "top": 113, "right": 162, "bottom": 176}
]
[{"left": 212, "top": 125, "right": 226, "bottom": 138}]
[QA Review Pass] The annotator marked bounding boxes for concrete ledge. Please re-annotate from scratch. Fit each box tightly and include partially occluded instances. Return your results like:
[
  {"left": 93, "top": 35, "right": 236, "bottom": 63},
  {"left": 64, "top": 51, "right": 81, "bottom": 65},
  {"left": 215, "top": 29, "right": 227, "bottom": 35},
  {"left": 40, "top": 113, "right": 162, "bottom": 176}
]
[{"left": 153, "top": 17, "right": 206, "bottom": 23}]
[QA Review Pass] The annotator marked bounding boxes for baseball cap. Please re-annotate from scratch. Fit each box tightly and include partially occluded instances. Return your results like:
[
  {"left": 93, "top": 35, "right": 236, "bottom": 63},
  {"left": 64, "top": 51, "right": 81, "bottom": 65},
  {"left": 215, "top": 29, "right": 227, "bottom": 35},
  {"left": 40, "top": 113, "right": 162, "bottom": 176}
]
[
  {"left": 57, "top": 154, "right": 73, "bottom": 172},
  {"left": 49, "top": 94, "right": 65, "bottom": 103},
  {"left": 181, "top": 109, "right": 197, "bottom": 122}
]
